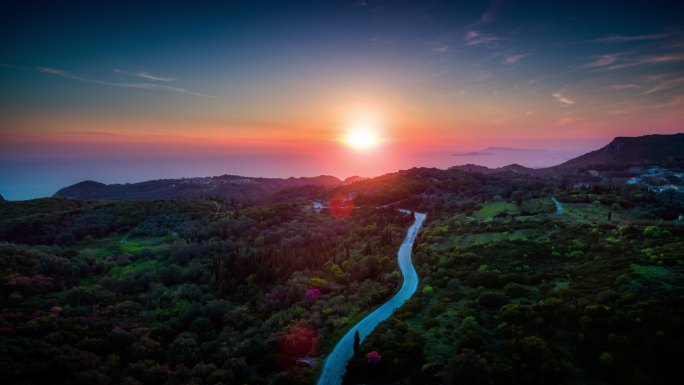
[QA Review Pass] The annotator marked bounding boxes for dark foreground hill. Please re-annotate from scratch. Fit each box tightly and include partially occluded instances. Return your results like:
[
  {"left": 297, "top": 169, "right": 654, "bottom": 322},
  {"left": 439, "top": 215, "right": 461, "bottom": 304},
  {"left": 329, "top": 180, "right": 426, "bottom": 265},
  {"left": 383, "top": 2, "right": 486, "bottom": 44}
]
[
  {"left": 2, "top": 163, "right": 683, "bottom": 385},
  {"left": 54, "top": 174, "right": 342, "bottom": 202},
  {"left": 552, "top": 133, "right": 684, "bottom": 171}
]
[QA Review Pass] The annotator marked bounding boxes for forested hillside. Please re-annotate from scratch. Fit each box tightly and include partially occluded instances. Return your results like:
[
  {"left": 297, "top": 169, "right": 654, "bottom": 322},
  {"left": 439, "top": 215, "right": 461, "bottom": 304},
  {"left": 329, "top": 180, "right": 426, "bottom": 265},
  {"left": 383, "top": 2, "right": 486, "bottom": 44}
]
[
  {"left": 0, "top": 198, "right": 412, "bottom": 384},
  {"left": 1, "top": 166, "right": 683, "bottom": 385}
]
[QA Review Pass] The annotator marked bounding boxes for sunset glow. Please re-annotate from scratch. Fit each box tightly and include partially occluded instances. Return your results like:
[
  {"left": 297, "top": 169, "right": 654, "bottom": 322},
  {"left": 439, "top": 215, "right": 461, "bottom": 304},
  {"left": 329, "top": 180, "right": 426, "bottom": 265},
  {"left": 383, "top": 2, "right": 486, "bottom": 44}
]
[
  {"left": 344, "top": 126, "right": 380, "bottom": 150},
  {"left": 0, "top": 3, "right": 683, "bottom": 384},
  {"left": 1, "top": 1, "right": 683, "bottom": 199}
]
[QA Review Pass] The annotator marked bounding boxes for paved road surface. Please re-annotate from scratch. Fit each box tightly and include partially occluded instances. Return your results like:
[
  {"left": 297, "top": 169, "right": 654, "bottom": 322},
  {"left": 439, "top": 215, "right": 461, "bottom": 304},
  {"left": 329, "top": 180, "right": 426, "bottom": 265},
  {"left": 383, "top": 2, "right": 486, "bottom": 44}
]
[
  {"left": 551, "top": 197, "right": 563, "bottom": 215},
  {"left": 317, "top": 212, "right": 427, "bottom": 385}
]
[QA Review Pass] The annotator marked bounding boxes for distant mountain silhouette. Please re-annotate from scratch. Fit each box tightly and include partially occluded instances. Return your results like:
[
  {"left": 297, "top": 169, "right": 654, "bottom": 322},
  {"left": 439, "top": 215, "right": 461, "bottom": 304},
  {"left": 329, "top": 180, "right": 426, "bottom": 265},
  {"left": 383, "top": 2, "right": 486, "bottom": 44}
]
[
  {"left": 552, "top": 133, "right": 684, "bottom": 171},
  {"left": 483, "top": 146, "right": 543, "bottom": 152},
  {"left": 448, "top": 163, "right": 535, "bottom": 174},
  {"left": 450, "top": 134, "right": 684, "bottom": 174},
  {"left": 0, "top": 193, "right": 5, "bottom": 202},
  {"left": 55, "top": 175, "right": 342, "bottom": 201},
  {"left": 451, "top": 151, "right": 492, "bottom": 156}
]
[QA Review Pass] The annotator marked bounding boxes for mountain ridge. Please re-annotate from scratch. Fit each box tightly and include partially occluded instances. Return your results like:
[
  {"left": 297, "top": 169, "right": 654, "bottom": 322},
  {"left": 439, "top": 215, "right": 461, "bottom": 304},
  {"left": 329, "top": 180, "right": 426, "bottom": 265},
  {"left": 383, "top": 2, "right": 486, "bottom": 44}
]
[
  {"left": 53, "top": 133, "right": 684, "bottom": 200},
  {"left": 54, "top": 174, "right": 343, "bottom": 202},
  {"left": 551, "top": 133, "right": 684, "bottom": 171},
  {"left": 449, "top": 133, "right": 684, "bottom": 174}
]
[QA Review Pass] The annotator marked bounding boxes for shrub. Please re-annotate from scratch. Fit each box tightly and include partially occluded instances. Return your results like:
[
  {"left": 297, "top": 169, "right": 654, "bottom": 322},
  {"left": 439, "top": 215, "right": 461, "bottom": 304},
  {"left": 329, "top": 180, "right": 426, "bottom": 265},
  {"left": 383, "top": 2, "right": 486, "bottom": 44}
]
[
  {"left": 503, "top": 282, "right": 528, "bottom": 298},
  {"left": 478, "top": 291, "right": 508, "bottom": 308}
]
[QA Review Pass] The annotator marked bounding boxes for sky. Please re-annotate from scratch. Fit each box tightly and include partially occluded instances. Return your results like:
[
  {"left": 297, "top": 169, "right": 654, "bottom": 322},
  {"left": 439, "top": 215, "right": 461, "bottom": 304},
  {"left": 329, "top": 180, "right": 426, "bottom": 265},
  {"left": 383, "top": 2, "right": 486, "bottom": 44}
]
[{"left": 1, "top": 0, "right": 683, "bottom": 200}]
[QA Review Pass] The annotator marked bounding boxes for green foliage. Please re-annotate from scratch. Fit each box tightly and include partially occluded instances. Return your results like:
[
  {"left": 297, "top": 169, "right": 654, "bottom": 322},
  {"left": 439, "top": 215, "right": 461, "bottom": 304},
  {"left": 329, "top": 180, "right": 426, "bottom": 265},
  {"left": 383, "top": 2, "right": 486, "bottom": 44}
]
[
  {"left": 0, "top": 198, "right": 412, "bottom": 384},
  {"left": 2, "top": 166, "right": 684, "bottom": 385},
  {"left": 475, "top": 201, "right": 520, "bottom": 219},
  {"left": 643, "top": 225, "right": 661, "bottom": 238}
]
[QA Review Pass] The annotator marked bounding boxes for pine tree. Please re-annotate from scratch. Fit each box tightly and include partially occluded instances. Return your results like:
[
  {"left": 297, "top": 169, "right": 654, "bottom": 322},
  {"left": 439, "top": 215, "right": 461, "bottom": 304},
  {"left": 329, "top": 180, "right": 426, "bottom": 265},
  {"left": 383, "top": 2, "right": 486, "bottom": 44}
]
[{"left": 353, "top": 330, "right": 360, "bottom": 358}]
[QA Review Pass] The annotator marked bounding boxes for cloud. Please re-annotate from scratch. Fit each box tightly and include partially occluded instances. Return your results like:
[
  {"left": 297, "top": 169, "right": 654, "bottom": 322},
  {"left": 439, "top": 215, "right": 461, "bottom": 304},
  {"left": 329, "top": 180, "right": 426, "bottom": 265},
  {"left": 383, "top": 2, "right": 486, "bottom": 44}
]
[
  {"left": 555, "top": 116, "right": 582, "bottom": 126},
  {"left": 641, "top": 75, "right": 684, "bottom": 95},
  {"left": 594, "top": 33, "right": 671, "bottom": 43},
  {"left": 370, "top": 36, "right": 392, "bottom": 45},
  {"left": 115, "top": 68, "right": 174, "bottom": 82},
  {"left": 611, "top": 84, "right": 641, "bottom": 90},
  {"left": 607, "top": 54, "right": 684, "bottom": 70},
  {"left": 553, "top": 91, "right": 575, "bottom": 106},
  {"left": 484, "top": 146, "right": 543, "bottom": 152},
  {"left": 584, "top": 54, "right": 620, "bottom": 68},
  {"left": 32, "top": 66, "right": 215, "bottom": 98},
  {"left": 481, "top": 0, "right": 503, "bottom": 23},
  {"left": 432, "top": 44, "right": 449, "bottom": 53},
  {"left": 37, "top": 67, "right": 69, "bottom": 76},
  {"left": 464, "top": 30, "right": 501, "bottom": 46},
  {"left": 504, "top": 53, "right": 528, "bottom": 64}
]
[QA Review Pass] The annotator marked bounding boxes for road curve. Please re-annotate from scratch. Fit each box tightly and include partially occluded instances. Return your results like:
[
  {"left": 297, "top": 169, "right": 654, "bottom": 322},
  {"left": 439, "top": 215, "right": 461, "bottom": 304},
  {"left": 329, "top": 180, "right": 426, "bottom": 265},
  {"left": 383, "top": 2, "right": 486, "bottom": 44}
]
[
  {"left": 317, "top": 212, "right": 427, "bottom": 385},
  {"left": 551, "top": 197, "right": 563, "bottom": 215}
]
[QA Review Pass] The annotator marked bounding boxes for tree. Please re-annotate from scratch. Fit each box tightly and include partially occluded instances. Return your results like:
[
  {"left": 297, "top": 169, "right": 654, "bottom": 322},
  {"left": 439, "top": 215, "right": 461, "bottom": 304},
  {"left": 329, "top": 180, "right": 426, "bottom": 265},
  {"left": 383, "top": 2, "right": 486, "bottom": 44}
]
[
  {"left": 443, "top": 349, "right": 493, "bottom": 385},
  {"left": 353, "top": 331, "right": 360, "bottom": 358}
]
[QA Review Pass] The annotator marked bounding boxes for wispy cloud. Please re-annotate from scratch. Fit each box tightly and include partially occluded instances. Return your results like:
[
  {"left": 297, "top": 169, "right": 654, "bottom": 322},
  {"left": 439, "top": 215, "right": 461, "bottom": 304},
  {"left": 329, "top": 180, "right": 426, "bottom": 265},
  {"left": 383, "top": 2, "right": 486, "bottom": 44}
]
[
  {"left": 642, "top": 75, "right": 684, "bottom": 95},
  {"left": 594, "top": 33, "right": 672, "bottom": 43},
  {"left": 115, "top": 68, "right": 174, "bottom": 82},
  {"left": 584, "top": 54, "right": 620, "bottom": 68},
  {"left": 481, "top": 0, "right": 503, "bottom": 23},
  {"left": 611, "top": 84, "right": 641, "bottom": 90},
  {"left": 553, "top": 91, "right": 575, "bottom": 106},
  {"left": 370, "top": 35, "right": 392, "bottom": 46},
  {"left": 464, "top": 30, "right": 501, "bottom": 47},
  {"left": 30, "top": 66, "right": 215, "bottom": 98},
  {"left": 555, "top": 115, "right": 582, "bottom": 126},
  {"left": 607, "top": 54, "right": 684, "bottom": 70},
  {"left": 581, "top": 51, "right": 684, "bottom": 71},
  {"left": 432, "top": 44, "right": 449, "bottom": 53},
  {"left": 504, "top": 53, "right": 528, "bottom": 64}
]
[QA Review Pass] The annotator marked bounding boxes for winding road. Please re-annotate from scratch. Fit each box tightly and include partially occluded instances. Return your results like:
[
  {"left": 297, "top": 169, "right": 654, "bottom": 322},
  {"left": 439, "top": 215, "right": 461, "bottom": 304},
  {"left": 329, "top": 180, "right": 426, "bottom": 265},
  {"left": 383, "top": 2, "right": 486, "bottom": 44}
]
[
  {"left": 551, "top": 197, "right": 563, "bottom": 215},
  {"left": 317, "top": 212, "right": 427, "bottom": 385}
]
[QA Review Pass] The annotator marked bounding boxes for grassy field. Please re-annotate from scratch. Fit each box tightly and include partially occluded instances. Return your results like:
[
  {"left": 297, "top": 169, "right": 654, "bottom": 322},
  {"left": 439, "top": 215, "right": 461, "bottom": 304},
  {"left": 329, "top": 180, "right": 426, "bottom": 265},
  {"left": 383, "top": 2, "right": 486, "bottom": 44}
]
[
  {"left": 450, "top": 230, "right": 527, "bottom": 249},
  {"left": 475, "top": 201, "right": 520, "bottom": 219},
  {"left": 78, "top": 235, "right": 168, "bottom": 259},
  {"left": 562, "top": 203, "right": 625, "bottom": 222}
]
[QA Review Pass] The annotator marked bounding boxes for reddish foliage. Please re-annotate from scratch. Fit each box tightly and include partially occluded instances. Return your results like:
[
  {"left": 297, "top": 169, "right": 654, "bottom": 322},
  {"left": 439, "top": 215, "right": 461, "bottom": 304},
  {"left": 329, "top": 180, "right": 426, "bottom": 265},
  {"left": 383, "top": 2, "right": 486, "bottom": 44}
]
[
  {"left": 304, "top": 288, "right": 322, "bottom": 303},
  {"left": 367, "top": 351, "right": 381, "bottom": 364},
  {"left": 329, "top": 193, "right": 354, "bottom": 218},
  {"left": 278, "top": 325, "right": 320, "bottom": 368},
  {"left": 6, "top": 312, "right": 23, "bottom": 319}
]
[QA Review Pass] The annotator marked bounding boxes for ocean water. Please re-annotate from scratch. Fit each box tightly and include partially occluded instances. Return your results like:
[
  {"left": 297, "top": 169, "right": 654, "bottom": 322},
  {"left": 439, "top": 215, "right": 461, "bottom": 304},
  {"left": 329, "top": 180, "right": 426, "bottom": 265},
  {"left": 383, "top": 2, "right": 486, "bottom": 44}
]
[{"left": 0, "top": 148, "right": 585, "bottom": 200}]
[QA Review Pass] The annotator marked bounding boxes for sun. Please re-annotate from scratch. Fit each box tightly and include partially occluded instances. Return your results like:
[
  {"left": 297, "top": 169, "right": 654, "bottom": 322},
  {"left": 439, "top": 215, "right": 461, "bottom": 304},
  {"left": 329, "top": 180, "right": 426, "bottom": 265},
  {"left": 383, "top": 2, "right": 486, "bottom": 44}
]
[{"left": 344, "top": 125, "right": 380, "bottom": 150}]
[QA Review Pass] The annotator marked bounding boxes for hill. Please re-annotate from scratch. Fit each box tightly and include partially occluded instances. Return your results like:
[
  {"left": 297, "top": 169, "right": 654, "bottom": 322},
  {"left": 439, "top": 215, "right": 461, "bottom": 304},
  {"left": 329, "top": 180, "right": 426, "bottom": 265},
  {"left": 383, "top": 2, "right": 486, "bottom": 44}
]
[
  {"left": 54, "top": 174, "right": 342, "bottom": 202},
  {"left": 2, "top": 156, "right": 683, "bottom": 385},
  {"left": 553, "top": 133, "right": 684, "bottom": 171},
  {"left": 448, "top": 163, "right": 536, "bottom": 174}
]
